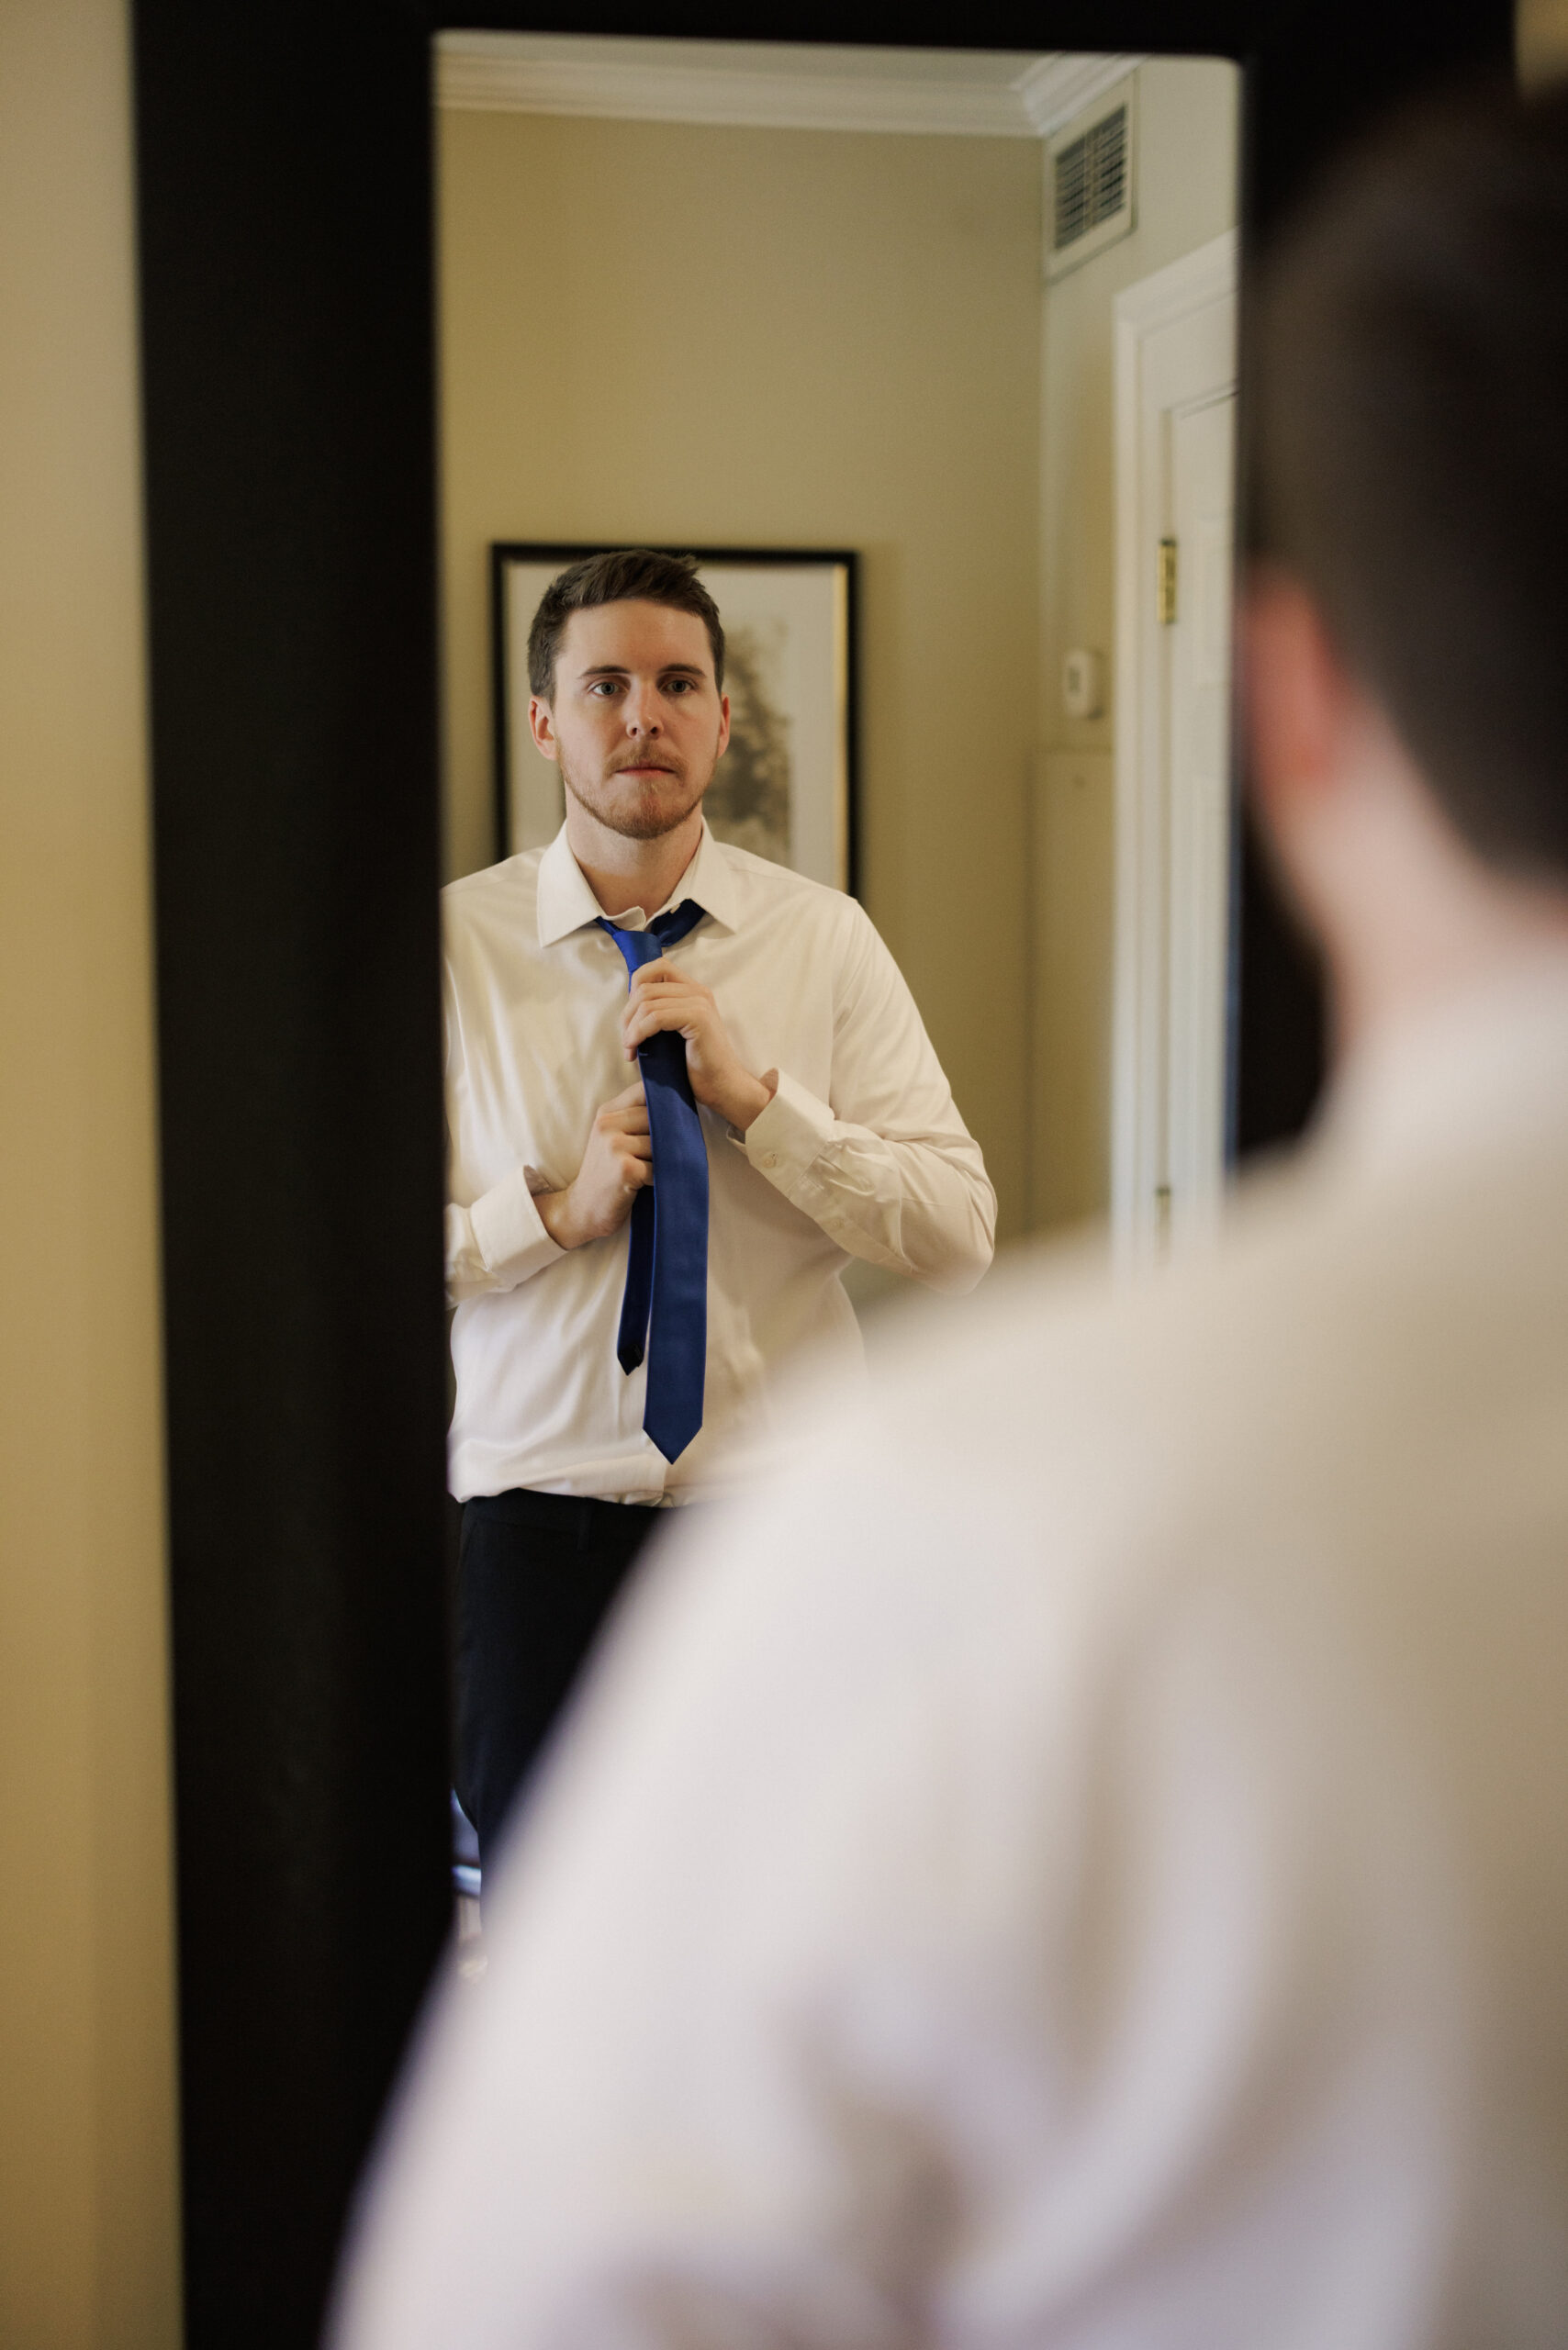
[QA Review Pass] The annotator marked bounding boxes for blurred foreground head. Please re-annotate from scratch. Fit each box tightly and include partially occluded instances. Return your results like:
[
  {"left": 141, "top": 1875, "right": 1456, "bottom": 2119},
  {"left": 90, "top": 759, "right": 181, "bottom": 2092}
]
[{"left": 1254, "top": 81, "right": 1568, "bottom": 877}]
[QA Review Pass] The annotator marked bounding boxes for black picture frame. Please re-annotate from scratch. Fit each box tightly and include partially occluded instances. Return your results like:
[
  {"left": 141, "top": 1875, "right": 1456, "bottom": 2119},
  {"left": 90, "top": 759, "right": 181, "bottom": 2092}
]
[
  {"left": 491, "top": 541, "right": 860, "bottom": 892},
  {"left": 128, "top": 6, "right": 1515, "bottom": 2343}
]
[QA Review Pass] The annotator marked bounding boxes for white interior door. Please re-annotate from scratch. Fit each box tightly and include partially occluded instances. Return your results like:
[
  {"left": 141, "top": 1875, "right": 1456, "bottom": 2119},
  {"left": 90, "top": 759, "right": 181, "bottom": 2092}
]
[
  {"left": 1112, "top": 230, "right": 1237, "bottom": 1267},
  {"left": 1163, "top": 389, "right": 1235, "bottom": 1246}
]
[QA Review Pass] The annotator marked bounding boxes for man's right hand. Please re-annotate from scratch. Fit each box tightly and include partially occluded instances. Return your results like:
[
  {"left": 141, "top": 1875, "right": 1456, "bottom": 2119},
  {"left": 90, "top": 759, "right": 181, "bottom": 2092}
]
[{"left": 535, "top": 1081, "right": 652, "bottom": 1251}]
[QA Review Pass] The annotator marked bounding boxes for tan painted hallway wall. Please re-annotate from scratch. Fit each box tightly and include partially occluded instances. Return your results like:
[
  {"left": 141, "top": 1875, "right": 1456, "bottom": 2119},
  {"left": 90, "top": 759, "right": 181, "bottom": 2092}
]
[
  {"left": 1032, "top": 57, "right": 1240, "bottom": 1230},
  {"left": 437, "top": 114, "right": 1042, "bottom": 1238},
  {"left": 0, "top": 2, "right": 181, "bottom": 2344},
  {"left": 1519, "top": 0, "right": 1568, "bottom": 78}
]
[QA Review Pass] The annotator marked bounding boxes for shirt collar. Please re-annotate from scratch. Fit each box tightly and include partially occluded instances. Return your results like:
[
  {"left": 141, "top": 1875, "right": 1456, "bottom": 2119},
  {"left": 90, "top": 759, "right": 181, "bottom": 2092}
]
[{"left": 535, "top": 818, "right": 741, "bottom": 948}]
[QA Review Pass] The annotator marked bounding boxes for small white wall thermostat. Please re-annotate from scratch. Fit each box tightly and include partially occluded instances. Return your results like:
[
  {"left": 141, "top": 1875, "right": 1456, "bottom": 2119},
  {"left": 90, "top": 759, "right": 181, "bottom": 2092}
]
[{"left": 1062, "top": 647, "right": 1104, "bottom": 720}]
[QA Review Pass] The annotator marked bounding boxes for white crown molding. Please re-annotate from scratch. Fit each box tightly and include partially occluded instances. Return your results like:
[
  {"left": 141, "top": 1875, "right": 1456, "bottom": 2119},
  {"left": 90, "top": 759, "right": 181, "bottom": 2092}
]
[
  {"left": 1016, "top": 52, "right": 1147, "bottom": 139},
  {"left": 435, "top": 34, "right": 1139, "bottom": 140}
]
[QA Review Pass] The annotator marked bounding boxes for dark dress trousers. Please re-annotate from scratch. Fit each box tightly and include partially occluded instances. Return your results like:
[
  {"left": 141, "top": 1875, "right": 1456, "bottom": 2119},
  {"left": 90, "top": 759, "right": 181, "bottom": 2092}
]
[{"left": 454, "top": 1487, "right": 665, "bottom": 1866}]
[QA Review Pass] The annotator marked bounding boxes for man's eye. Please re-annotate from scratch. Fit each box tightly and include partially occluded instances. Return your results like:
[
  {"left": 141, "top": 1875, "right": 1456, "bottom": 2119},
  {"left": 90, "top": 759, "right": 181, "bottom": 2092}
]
[
  {"left": 666, "top": 678, "right": 694, "bottom": 695},
  {"left": 588, "top": 680, "right": 620, "bottom": 697}
]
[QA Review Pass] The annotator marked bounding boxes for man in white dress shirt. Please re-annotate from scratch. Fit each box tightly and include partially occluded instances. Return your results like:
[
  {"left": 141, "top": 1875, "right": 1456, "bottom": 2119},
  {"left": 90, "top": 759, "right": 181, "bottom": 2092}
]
[
  {"left": 335, "top": 88, "right": 1568, "bottom": 2348},
  {"left": 444, "top": 548, "right": 994, "bottom": 1859}
]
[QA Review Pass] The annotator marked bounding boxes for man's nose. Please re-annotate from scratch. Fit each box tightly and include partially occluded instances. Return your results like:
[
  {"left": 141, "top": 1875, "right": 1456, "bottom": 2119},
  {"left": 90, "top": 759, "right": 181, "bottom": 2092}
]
[{"left": 622, "top": 681, "right": 662, "bottom": 733}]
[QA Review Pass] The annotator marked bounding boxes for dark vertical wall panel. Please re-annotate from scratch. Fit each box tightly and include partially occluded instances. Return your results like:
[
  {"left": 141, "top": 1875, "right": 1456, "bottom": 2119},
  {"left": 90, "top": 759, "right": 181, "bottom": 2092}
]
[
  {"left": 130, "top": 3, "right": 1513, "bottom": 2342},
  {"left": 132, "top": 4, "right": 450, "bottom": 2344}
]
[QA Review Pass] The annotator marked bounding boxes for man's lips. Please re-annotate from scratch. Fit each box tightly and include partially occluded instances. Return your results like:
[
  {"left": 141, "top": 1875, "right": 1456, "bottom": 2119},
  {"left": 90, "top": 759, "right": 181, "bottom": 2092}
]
[{"left": 613, "top": 761, "right": 678, "bottom": 778}]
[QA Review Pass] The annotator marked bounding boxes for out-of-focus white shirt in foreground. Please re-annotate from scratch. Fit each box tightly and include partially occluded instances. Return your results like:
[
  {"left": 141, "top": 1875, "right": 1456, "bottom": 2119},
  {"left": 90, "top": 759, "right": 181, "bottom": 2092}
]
[
  {"left": 444, "top": 822, "right": 994, "bottom": 1503},
  {"left": 338, "top": 961, "right": 1568, "bottom": 2349}
]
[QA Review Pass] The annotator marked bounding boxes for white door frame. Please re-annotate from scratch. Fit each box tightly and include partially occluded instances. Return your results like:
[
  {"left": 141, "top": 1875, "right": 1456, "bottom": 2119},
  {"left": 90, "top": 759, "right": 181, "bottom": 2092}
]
[{"left": 1111, "top": 228, "right": 1238, "bottom": 1267}]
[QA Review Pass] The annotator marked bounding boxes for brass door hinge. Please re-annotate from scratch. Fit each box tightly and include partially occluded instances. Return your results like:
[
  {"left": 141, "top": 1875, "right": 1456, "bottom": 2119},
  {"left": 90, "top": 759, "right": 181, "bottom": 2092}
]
[{"left": 1157, "top": 538, "right": 1178, "bottom": 625}]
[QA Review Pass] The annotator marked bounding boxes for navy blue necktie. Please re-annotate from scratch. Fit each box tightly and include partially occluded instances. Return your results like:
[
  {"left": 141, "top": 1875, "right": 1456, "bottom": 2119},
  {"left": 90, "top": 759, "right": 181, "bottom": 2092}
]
[{"left": 599, "top": 901, "right": 710, "bottom": 1462}]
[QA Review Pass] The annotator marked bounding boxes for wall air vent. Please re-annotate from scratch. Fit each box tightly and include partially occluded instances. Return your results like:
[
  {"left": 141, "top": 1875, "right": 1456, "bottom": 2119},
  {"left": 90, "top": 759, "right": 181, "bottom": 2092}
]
[
  {"left": 1055, "top": 107, "right": 1126, "bottom": 245},
  {"left": 1046, "top": 77, "right": 1137, "bottom": 280}
]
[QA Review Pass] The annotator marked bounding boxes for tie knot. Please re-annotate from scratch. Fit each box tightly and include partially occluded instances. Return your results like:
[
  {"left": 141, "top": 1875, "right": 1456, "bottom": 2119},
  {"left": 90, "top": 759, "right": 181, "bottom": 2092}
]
[{"left": 599, "top": 900, "right": 706, "bottom": 976}]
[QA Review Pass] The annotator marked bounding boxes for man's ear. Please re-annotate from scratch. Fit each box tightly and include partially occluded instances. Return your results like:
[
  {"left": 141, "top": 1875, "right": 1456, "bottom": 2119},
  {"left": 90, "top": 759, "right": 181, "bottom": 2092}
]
[
  {"left": 715, "top": 692, "right": 731, "bottom": 763},
  {"left": 1241, "top": 568, "right": 1358, "bottom": 836},
  {"left": 528, "top": 695, "right": 558, "bottom": 764}
]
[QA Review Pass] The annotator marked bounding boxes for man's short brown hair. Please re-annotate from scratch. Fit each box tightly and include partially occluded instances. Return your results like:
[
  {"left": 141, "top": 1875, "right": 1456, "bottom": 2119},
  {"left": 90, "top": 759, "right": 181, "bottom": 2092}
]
[
  {"left": 1257, "top": 82, "right": 1568, "bottom": 873},
  {"left": 527, "top": 550, "right": 726, "bottom": 699}
]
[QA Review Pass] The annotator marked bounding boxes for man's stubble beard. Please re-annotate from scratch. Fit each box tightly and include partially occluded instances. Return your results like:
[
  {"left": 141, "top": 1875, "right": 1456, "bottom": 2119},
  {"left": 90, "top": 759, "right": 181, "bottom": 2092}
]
[{"left": 559, "top": 740, "right": 716, "bottom": 843}]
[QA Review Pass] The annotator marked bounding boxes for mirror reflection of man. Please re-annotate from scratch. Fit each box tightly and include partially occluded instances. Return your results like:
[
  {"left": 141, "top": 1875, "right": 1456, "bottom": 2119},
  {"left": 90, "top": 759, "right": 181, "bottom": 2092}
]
[
  {"left": 337, "top": 86, "right": 1568, "bottom": 2349},
  {"left": 444, "top": 550, "right": 995, "bottom": 1865}
]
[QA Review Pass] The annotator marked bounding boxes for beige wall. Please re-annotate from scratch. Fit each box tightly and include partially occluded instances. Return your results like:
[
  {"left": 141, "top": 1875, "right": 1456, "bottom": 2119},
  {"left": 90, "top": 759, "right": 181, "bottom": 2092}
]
[
  {"left": 0, "top": 2, "right": 181, "bottom": 2343},
  {"left": 438, "top": 113, "right": 1042, "bottom": 1237},
  {"left": 1519, "top": 0, "right": 1568, "bottom": 81},
  {"left": 1032, "top": 57, "right": 1241, "bottom": 1230}
]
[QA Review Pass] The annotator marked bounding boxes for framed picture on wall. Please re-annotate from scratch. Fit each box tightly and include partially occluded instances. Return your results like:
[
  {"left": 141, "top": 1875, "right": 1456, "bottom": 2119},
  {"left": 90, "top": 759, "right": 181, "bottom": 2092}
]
[{"left": 491, "top": 543, "right": 858, "bottom": 893}]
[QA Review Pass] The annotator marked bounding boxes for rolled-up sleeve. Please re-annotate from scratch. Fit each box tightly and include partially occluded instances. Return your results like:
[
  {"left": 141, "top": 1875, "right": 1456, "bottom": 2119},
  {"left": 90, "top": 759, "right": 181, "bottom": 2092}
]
[
  {"left": 445, "top": 1164, "right": 566, "bottom": 1304},
  {"left": 739, "top": 907, "right": 995, "bottom": 1294}
]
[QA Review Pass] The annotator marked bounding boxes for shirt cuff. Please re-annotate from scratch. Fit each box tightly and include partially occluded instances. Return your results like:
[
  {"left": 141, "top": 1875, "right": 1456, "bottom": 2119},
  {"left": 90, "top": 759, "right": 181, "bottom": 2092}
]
[
  {"left": 468, "top": 1160, "right": 566, "bottom": 1281},
  {"left": 741, "top": 1069, "right": 835, "bottom": 1184}
]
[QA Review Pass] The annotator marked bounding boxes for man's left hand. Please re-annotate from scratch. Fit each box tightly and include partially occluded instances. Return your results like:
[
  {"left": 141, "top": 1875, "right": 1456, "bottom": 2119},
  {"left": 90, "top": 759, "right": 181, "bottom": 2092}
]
[{"left": 622, "top": 960, "right": 777, "bottom": 1134}]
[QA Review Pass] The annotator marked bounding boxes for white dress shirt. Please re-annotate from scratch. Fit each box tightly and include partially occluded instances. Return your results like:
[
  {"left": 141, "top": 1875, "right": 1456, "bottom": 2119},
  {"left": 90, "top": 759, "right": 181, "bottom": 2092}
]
[
  {"left": 338, "top": 959, "right": 1568, "bottom": 2350},
  {"left": 443, "top": 822, "right": 994, "bottom": 1502}
]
